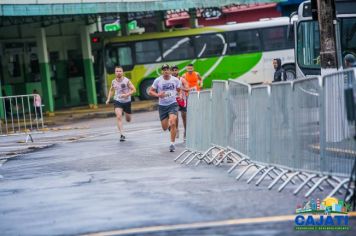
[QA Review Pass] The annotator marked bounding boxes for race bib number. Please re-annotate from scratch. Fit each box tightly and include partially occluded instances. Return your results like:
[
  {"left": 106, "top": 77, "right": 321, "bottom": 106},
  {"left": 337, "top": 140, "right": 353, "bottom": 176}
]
[{"left": 164, "top": 91, "right": 174, "bottom": 98}]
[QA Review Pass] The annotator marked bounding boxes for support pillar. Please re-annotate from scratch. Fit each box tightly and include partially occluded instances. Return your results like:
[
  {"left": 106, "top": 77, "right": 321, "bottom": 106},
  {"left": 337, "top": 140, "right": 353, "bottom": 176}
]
[
  {"left": 119, "top": 13, "right": 129, "bottom": 36},
  {"left": 36, "top": 28, "right": 54, "bottom": 114},
  {"left": 189, "top": 8, "right": 198, "bottom": 29},
  {"left": 80, "top": 25, "right": 97, "bottom": 109},
  {"left": 316, "top": 0, "right": 338, "bottom": 73},
  {"left": 156, "top": 11, "right": 166, "bottom": 32}
]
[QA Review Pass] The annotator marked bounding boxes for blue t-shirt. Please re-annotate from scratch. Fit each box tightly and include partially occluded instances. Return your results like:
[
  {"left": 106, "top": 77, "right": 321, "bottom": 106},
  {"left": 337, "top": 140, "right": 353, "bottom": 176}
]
[{"left": 152, "top": 75, "right": 181, "bottom": 106}]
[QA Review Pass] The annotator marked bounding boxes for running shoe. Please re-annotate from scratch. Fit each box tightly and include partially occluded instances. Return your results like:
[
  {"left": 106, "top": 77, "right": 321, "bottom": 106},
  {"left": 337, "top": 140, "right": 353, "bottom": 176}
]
[
  {"left": 120, "top": 135, "right": 126, "bottom": 142},
  {"left": 169, "top": 144, "right": 175, "bottom": 152}
]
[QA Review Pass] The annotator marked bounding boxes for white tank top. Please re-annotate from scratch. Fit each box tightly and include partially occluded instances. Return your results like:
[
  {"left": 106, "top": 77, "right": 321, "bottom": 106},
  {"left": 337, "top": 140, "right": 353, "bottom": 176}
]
[{"left": 112, "top": 77, "right": 131, "bottom": 103}]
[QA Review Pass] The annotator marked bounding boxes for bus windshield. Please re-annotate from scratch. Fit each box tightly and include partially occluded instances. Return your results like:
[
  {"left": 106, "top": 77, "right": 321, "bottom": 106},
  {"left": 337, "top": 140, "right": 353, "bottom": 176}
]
[
  {"left": 340, "top": 17, "right": 356, "bottom": 64},
  {"left": 297, "top": 17, "right": 356, "bottom": 71},
  {"left": 296, "top": 20, "right": 320, "bottom": 70}
]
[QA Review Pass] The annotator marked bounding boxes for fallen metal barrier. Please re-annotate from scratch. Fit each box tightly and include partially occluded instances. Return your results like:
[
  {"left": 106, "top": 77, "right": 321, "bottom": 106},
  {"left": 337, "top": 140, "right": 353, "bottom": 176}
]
[{"left": 0, "top": 94, "right": 44, "bottom": 142}]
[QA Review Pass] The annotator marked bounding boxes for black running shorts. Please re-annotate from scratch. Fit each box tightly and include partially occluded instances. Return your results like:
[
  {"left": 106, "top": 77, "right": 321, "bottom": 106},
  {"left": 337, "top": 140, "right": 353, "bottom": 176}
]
[
  {"left": 179, "top": 106, "right": 187, "bottom": 112},
  {"left": 114, "top": 100, "right": 132, "bottom": 114}
]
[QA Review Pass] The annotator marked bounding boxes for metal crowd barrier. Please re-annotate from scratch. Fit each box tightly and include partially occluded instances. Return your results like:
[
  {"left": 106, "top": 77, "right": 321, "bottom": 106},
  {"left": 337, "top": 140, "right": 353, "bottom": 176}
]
[
  {"left": 211, "top": 81, "right": 228, "bottom": 148},
  {"left": 175, "top": 91, "right": 199, "bottom": 163},
  {"left": 0, "top": 94, "right": 44, "bottom": 142},
  {"left": 227, "top": 81, "right": 250, "bottom": 157},
  {"left": 175, "top": 90, "right": 213, "bottom": 164},
  {"left": 224, "top": 81, "right": 253, "bottom": 175},
  {"left": 196, "top": 81, "right": 230, "bottom": 166},
  {"left": 175, "top": 68, "right": 356, "bottom": 200},
  {"left": 176, "top": 82, "right": 238, "bottom": 166},
  {"left": 317, "top": 69, "right": 356, "bottom": 199}
]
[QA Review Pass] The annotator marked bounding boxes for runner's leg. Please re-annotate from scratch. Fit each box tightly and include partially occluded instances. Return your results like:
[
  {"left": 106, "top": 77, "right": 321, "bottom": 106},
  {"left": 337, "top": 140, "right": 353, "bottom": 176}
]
[
  {"left": 161, "top": 118, "right": 169, "bottom": 131},
  {"left": 181, "top": 110, "right": 187, "bottom": 139},
  {"left": 169, "top": 113, "right": 177, "bottom": 143},
  {"left": 124, "top": 102, "right": 132, "bottom": 122},
  {"left": 125, "top": 113, "right": 131, "bottom": 122},
  {"left": 176, "top": 111, "right": 179, "bottom": 138},
  {"left": 115, "top": 107, "right": 124, "bottom": 135},
  {"left": 169, "top": 113, "right": 177, "bottom": 152}
]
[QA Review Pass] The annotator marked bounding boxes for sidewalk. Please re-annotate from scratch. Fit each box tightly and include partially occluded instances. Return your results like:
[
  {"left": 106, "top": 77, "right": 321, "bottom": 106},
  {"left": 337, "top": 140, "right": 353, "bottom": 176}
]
[{"left": 44, "top": 100, "right": 157, "bottom": 126}]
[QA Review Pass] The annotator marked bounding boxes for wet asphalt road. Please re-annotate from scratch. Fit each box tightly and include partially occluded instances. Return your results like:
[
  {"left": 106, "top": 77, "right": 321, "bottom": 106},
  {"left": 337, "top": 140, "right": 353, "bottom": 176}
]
[{"left": 0, "top": 111, "right": 355, "bottom": 235}]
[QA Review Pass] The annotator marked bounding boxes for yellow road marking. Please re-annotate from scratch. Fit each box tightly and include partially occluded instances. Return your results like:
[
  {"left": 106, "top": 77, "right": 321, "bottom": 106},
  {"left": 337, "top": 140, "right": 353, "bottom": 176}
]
[{"left": 83, "top": 212, "right": 356, "bottom": 236}]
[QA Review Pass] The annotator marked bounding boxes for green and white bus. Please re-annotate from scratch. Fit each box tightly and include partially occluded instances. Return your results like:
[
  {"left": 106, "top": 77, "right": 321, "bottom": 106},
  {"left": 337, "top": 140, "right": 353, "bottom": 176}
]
[{"left": 102, "top": 17, "right": 295, "bottom": 100}]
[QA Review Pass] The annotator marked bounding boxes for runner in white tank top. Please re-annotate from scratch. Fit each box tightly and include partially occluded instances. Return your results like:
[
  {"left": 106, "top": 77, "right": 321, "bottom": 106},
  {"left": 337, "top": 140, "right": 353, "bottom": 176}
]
[{"left": 106, "top": 66, "right": 136, "bottom": 142}]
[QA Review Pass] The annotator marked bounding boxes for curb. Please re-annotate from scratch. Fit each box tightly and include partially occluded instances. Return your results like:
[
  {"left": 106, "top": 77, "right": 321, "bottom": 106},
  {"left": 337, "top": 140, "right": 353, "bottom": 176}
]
[{"left": 44, "top": 103, "right": 158, "bottom": 125}]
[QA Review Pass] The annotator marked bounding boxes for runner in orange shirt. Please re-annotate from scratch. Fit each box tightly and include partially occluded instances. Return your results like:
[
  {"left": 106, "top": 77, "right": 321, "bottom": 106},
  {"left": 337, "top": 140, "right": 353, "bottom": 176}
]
[{"left": 182, "top": 64, "right": 203, "bottom": 91}]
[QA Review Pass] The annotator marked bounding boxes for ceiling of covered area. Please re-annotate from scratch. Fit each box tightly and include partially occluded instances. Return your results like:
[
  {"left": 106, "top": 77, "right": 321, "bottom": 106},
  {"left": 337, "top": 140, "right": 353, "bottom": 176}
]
[
  {"left": 0, "top": 0, "right": 286, "bottom": 27},
  {"left": 0, "top": 0, "right": 285, "bottom": 16}
]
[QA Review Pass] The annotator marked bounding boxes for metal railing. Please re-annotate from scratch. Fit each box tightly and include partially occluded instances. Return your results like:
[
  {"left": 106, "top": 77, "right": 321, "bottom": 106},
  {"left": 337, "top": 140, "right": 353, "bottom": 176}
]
[
  {"left": 175, "top": 68, "right": 356, "bottom": 200},
  {"left": 0, "top": 94, "right": 44, "bottom": 142}
]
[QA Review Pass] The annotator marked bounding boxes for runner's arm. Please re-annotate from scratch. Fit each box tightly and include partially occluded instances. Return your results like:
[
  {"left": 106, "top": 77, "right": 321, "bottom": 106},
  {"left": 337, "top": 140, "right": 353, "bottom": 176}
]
[
  {"left": 106, "top": 86, "right": 114, "bottom": 104},
  {"left": 180, "top": 77, "right": 190, "bottom": 92},
  {"left": 122, "top": 81, "right": 136, "bottom": 98},
  {"left": 128, "top": 81, "right": 136, "bottom": 95},
  {"left": 149, "top": 87, "right": 165, "bottom": 98},
  {"left": 197, "top": 72, "right": 203, "bottom": 88}
]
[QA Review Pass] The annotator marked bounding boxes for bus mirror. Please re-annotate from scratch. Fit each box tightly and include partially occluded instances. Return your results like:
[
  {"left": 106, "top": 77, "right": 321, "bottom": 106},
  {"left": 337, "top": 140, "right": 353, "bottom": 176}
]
[
  {"left": 287, "top": 12, "right": 297, "bottom": 41},
  {"left": 287, "top": 25, "right": 294, "bottom": 41},
  {"left": 311, "top": 0, "right": 318, "bottom": 21},
  {"left": 289, "top": 11, "right": 297, "bottom": 21}
]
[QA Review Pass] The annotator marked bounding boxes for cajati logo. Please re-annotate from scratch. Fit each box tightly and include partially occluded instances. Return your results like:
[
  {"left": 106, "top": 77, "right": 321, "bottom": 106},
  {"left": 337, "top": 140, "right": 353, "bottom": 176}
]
[{"left": 294, "top": 197, "right": 351, "bottom": 231}]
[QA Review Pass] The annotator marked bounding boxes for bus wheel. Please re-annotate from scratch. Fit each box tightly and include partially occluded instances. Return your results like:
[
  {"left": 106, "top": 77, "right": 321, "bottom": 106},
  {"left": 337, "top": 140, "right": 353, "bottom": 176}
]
[
  {"left": 140, "top": 79, "right": 155, "bottom": 100},
  {"left": 284, "top": 65, "right": 296, "bottom": 80}
]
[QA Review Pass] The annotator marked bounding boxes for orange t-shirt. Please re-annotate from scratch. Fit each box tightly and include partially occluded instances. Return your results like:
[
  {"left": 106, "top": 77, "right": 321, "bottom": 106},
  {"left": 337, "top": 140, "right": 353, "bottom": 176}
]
[{"left": 184, "top": 72, "right": 201, "bottom": 91}]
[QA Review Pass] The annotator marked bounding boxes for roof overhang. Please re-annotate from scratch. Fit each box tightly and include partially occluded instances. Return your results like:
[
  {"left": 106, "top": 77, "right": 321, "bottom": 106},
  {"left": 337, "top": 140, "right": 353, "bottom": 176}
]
[{"left": 0, "top": 0, "right": 285, "bottom": 16}]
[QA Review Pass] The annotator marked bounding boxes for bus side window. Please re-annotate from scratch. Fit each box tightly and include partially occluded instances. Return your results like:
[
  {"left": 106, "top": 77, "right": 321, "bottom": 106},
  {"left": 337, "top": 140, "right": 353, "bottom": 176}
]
[
  {"left": 194, "top": 34, "right": 226, "bottom": 58},
  {"left": 228, "top": 30, "right": 261, "bottom": 54},
  {"left": 117, "top": 47, "right": 133, "bottom": 71},
  {"left": 261, "top": 26, "right": 291, "bottom": 51},
  {"left": 162, "top": 37, "right": 195, "bottom": 61},
  {"left": 135, "top": 40, "right": 161, "bottom": 64}
]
